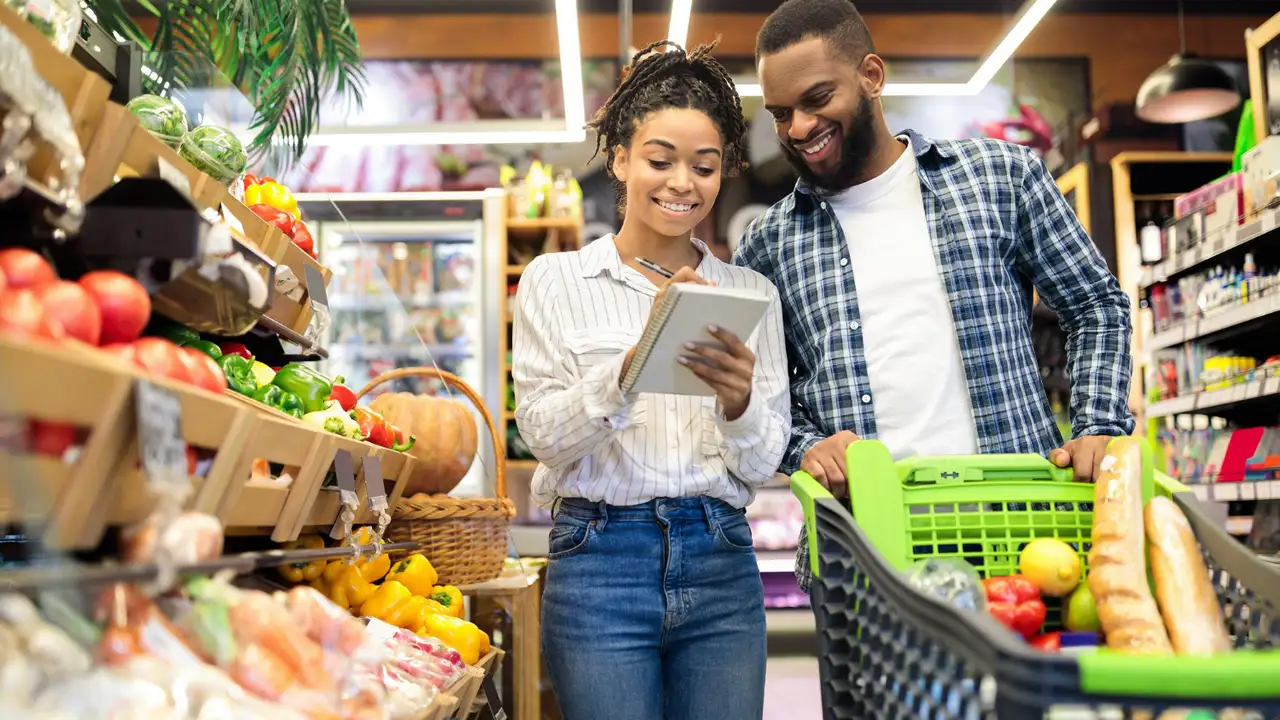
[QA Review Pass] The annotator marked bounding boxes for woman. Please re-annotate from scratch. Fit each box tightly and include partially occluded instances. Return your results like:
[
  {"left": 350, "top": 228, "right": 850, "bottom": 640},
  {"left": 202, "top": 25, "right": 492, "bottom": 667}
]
[{"left": 511, "top": 41, "right": 790, "bottom": 720}]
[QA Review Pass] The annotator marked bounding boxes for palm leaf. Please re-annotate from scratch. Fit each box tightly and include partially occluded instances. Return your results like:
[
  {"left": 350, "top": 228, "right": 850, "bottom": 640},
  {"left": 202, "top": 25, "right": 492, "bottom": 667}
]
[{"left": 85, "top": 0, "right": 365, "bottom": 164}]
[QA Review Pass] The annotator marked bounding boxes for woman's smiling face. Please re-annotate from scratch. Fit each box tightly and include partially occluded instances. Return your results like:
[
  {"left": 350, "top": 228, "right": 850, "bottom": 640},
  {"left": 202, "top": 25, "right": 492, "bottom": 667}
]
[{"left": 612, "top": 107, "right": 725, "bottom": 238}]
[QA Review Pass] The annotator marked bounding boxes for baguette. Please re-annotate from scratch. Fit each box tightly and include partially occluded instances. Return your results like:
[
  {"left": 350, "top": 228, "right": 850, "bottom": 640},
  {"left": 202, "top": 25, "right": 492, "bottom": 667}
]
[
  {"left": 1086, "top": 437, "right": 1173, "bottom": 654},
  {"left": 1144, "top": 495, "right": 1232, "bottom": 654}
]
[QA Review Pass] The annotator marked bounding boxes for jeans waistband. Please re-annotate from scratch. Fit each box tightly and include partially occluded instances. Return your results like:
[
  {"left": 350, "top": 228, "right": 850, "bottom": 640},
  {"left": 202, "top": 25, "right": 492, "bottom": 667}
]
[{"left": 554, "top": 496, "right": 743, "bottom": 526}]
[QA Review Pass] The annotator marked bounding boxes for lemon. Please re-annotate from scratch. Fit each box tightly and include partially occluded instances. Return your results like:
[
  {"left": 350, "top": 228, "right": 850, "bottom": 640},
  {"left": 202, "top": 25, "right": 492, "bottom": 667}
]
[{"left": 1018, "top": 538, "right": 1082, "bottom": 597}]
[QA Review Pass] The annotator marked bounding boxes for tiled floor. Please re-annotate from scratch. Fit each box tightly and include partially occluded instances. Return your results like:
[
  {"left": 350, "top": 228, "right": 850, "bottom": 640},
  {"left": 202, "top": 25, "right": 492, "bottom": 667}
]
[{"left": 764, "top": 656, "right": 824, "bottom": 719}]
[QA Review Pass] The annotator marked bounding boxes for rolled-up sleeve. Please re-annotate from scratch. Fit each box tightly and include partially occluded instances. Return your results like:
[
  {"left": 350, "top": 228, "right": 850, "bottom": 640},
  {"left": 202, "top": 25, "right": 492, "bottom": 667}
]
[{"left": 512, "top": 259, "right": 636, "bottom": 469}]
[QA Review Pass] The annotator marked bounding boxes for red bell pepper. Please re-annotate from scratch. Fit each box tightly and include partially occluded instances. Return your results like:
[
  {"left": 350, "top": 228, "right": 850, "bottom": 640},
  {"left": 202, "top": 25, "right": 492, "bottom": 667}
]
[
  {"left": 249, "top": 204, "right": 296, "bottom": 237},
  {"left": 983, "top": 575, "right": 1046, "bottom": 639},
  {"left": 1029, "top": 632, "right": 1061, "bottom": 652},
  {"left": 218, "top": 342, "right": 253, "bottom": 360},
  {"left": 352, "top": 407, "right": 392, "bottom": 448},
  {"left": 242, "top": 174, "right": 259, "bottom": 190},
  {"left": 329, "top": 376, "right": 357, "bottom": 412},
  {"left": 291, "top": 221, "right": 316, "bottom": 258}
]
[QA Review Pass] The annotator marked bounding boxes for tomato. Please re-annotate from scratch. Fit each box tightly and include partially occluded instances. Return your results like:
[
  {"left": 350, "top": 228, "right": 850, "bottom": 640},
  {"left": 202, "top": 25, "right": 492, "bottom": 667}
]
[
  {"left": 36, "top": 281, "right": 102, "bottom": 345},
  {"left": 132, "top": 337, "right": 190, "bottom": 384},
  {"left": 0, "top": 289, "right": 65, "bottom": 342},
  {"left": 28, "top": 420, "right": 78, "bottom": 457},
  {"left": 179, "top": 346, "right": 227, "bottom": 393},
  {"left": 0, "top": 266, "right": 7, "bottom": 293},
  {"left": 78, "top": 271, "right": 151, "bottom": 345},
  {"left": 1029, "top": 633, "right": 1062, "bottom": 652},
  {"left": 100, "top": 342, "right": 138, "bottom": 367},
  {"left": 0, "top": 248, "right": 56, "bottom": 289},
  {"left": 249, "top": 204, "right": 296, "bottom": 237}
]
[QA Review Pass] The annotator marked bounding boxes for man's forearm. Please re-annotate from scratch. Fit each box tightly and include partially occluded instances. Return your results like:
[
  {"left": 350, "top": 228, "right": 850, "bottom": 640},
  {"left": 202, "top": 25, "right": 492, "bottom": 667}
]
[{"left": 1063, "top": 290, "right": 1136, "bottom": 438}]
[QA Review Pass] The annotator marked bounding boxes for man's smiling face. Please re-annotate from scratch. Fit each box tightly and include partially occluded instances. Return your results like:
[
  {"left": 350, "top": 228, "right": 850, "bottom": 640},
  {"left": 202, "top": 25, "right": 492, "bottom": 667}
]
[{"left": 758, "top": 36, "right": 880, "bottom": 191}]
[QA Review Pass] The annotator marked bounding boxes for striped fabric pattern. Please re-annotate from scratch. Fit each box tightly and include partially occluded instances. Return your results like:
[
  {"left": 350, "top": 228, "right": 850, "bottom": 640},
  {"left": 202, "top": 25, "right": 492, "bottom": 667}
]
[
  {"left": 512, "top": 236, "right": 793, "bottom": 510},
  {"left": 733, "top": 130, "right": 1135, "bottom": 592}
]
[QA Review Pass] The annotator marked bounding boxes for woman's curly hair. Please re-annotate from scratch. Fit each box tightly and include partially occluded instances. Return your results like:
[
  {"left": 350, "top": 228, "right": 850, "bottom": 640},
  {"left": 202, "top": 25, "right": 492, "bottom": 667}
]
[{"left": 587, "top": 39, "right": 748, "bottom": 194}]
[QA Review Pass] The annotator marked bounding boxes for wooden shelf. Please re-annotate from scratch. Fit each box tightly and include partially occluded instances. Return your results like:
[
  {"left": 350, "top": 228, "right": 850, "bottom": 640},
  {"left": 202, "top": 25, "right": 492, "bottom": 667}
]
[{"left": 506, "top": 216, "right": 581, "bottom": 231}]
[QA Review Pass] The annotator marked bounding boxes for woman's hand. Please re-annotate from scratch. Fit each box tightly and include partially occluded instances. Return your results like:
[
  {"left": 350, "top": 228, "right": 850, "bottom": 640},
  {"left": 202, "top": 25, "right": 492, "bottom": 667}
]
[
  {"left": 620, "top": 267, "right": 708, "bottom": 383},
  {"left": 679, "top": 326, "right": 755, "bottom": 421}
]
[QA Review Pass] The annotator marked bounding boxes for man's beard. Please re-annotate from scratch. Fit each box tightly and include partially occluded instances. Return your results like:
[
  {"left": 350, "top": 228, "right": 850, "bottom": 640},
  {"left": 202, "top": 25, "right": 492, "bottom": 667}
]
[{"left": 782, "top": 93, "right": 878, "bottom": 192}]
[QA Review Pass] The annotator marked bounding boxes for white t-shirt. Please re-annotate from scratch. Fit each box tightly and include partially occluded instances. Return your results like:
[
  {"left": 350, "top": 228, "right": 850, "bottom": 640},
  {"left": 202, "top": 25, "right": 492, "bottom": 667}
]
[{"left": 825, "top": 137, "right": 979, "bottom": 460}]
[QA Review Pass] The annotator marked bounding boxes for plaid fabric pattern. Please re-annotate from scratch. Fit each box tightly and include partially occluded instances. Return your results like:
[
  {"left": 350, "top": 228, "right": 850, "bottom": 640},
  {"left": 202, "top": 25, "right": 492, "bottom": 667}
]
[{"left": 732, "top": 130, "right": 1134, "bottom": 592}]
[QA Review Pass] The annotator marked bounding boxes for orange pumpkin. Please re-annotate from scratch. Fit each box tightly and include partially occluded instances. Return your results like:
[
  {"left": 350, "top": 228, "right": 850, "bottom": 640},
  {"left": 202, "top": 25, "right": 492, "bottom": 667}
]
[{"left": 370, "top": 392, "right": 478, "bottom": 495}]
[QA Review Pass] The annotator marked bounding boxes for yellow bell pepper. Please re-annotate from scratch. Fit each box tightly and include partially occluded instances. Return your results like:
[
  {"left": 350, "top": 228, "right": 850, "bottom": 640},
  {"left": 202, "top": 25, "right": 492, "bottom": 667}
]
[
  {"left": 420, "top": 613, "right": 488, "bottom": 665},
  {"left": 359, "top": 581, "right": 414, "bottom": 625},
  {"left": 429, "top": 585, "right": 465, "bottom": 619},
  {"left": 385, "top": 554, "right": 438, "bottom": 597},
  {"left": 243, "top": 180, "right": 298, "bottom": 218},
  {"left": 276, "top": 534, "right": 327, "bottom": 584},
  {"left": 403, "top": 596, "right": 451, "bottom": 631},
  {"left": 351, "top": 527, "right": 391, "bottom": 582},
  {"left": 322, "top": 560, "right": 375, "bottom": 611}
]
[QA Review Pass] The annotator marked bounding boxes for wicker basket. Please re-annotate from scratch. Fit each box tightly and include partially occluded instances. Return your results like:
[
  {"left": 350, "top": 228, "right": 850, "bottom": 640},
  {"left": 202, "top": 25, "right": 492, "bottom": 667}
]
[{"left": 356, "top": 367, "right": 515, "bottom": 586}]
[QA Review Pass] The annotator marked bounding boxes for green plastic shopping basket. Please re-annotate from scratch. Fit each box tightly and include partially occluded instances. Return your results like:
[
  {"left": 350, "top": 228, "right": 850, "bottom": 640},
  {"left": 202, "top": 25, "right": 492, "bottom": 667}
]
[{"left": 792, "top": 439, "right": 1280, "bottom": 719}]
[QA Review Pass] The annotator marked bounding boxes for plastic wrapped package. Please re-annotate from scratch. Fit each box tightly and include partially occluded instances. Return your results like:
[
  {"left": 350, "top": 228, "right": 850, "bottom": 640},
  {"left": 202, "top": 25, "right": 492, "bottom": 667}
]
[
  {"left": 125, "top": 94, "right": 190, "bottom": 148},
  {"left": 905, "top": 557, "right": 988, "bottom": 613},
  {"left": 179, "top": 126, "right": 248, "bottom": 184}
]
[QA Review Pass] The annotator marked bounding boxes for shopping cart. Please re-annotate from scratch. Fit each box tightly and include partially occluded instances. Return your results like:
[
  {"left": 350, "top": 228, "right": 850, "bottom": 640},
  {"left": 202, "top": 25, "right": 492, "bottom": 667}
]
[{"left": 792, "top": 439, "right": 1280, "bottom": 719}]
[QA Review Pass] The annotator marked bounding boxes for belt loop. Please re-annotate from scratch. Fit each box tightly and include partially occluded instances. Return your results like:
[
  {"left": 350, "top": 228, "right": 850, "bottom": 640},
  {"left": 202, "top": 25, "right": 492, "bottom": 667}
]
[
  {"left": 595, "top": 500, "right": 609, "bottom": 531},
  {"left": 551, "top": 496, "right": 563, "bottom": 517},
  {"left": 699, "top": 496, "right": 718, "bottom": 533}
]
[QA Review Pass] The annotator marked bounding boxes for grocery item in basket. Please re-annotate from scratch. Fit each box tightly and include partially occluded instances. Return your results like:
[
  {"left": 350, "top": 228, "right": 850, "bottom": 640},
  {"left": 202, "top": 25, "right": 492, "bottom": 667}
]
[
  {"left": 1143, "top": 496, "right": 1232, "bottom": 655},
  {"left": 178, "top": 126, "right": 248, "bottom": 185},
  {"left": 1087, "top": 437, "right": 1173, "bottom": 655},
  {"left": 905, "top": 558, "right": 987, "bottom": 613},
  {"left": 1063, "top": 582, "right": 1101, "bottom": 633},
  {"left": 1018, "top": 538, "right": 1083, "bottom": 597},
  {"left": 125, "top": 94, "right": 189, "bottom": 148},
  {"left": 982, "top": 575, "right": 1047, "bottom": 639}
]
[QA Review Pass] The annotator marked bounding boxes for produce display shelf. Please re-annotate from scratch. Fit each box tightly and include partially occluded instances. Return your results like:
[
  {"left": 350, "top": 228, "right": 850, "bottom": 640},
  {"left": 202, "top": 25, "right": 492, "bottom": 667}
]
[
  {"left": 1147, "top": 291, "right": 1280, "bottom": 351},
  {"left": 1146, "top": 374, "right": 1280, "bottom": 418},
  {"left": 1139, "top": 205, "right": 1280, "bottom": 292}
]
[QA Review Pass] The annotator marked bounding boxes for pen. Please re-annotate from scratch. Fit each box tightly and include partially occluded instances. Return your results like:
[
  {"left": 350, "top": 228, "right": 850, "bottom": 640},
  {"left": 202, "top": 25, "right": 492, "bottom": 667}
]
[{"left": 634, "top": 257, "right": 675, "bottom": 279}]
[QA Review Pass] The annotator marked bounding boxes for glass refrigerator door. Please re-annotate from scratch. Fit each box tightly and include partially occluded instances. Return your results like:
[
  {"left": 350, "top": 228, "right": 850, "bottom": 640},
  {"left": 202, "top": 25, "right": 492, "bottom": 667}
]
[{"left": 317, "top": 219, "right": 485, "bottom": 408}]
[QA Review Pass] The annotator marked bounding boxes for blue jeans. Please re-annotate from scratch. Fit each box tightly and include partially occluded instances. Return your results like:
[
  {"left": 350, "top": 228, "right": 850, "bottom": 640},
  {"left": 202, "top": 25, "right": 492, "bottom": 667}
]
[{"left": 541, "top": 496, "right": 767, "bottom": 720}]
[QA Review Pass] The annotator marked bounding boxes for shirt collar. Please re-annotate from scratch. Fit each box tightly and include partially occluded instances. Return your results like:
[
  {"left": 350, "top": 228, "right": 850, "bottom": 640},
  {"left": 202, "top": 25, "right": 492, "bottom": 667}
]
[
  {"left": 792, "top": 128, "right": 954, "bottom": 200},
  {"left": 579, "top": 234, "right": 722, "bottom": 283}
]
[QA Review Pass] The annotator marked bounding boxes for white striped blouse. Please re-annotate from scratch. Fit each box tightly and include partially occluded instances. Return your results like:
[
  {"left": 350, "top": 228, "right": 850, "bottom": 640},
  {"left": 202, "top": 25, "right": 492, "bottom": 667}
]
[{"left": 512, "top": 235, "right": 791, "bottom": 510}]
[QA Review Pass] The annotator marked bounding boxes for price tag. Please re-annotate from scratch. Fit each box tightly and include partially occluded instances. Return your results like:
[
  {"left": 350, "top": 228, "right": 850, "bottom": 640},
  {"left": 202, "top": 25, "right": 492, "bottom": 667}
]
[
  {"left": 303, "top": 264, "right": 329, "bottom": 313},
  {"left": 1192, "top": 485, "right": 1208, "bottom": 502},
  {"left": 1214, "top": 484, "right": 1237, "bottom": 502},
  {"left": 1260, "top": 481, "right": 1280, "bottom": 500},
  {"left": 1267, "top": 377, "right": 1280, "bottom": 397},
  {"left": 135, "top": 380, "right": 187, "bottom": 494},
  {"left": 1241, "top": 483, "right": 1257, "bottom": 501},
  {"left": 156, "top": 158, "right": 192, "bottom": 199},
  {"left": 482, "top": 676, "right": 507, "bottom": 720},
  {"left": 363, "top": 455, "right": 387, "bottom": 506},
  {"left": 329, "top": 449, "right": 360, "bottom": 540}
]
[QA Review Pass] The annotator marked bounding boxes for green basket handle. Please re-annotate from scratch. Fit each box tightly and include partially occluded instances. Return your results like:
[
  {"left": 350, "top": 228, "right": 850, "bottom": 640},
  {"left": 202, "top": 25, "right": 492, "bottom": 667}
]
[
  {"left": 790, "top": 471, "right": 831, "bottom": 579},
  {"left": 1079, "top": 649, "right": 1280, "bottom": 700},
  {"left": 897, "top": 453, "right": 1075, "bottom": 485}
]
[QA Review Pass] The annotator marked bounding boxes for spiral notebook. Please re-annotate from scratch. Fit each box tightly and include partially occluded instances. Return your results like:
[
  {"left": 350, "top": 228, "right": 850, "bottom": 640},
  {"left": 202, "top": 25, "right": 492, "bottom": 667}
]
[{"left": 621, "top": 283, "right": 770, "bottom": 396}]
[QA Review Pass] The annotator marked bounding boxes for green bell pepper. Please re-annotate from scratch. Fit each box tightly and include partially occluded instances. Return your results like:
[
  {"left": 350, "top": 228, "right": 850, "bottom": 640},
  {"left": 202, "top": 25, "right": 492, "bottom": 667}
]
[
  {"left": 252, "top": 384, "right": 305, "bottom": 418},
  {"left": 271, "top": 363, "right": 333, "bottom": 415},
  {"left": 185, "top": 339, "right": 223, "bottom": 359},
  {"left": 217, "top": 354, "right": 259, "bottom": 397},
  {"left": 159, "top": 325, "right": 200, "bottom": 346}
]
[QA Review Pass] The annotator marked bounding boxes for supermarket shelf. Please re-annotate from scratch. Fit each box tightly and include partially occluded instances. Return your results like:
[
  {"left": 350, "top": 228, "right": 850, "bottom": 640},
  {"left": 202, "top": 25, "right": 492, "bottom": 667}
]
[
  {"left": 1146, "top": 375, "right": 1280, "bottom": 417},
  {"left": 1147, "top": 293, "right": 1280, "bottom": 351},
  {"left": 330, "top": 343, "right": 471, "bottom": 360},
  {"left": 1139, "top": 205, "right": 1280, "bottom": 291},
  {"left": 757, "top": 550, "right": 798, "bottom": 574},
  {"left": 1188, "top": 480, "right": 1280, "bottom": 503},
  {"left": 506, "top": 216, "right": 580, "bottom": 232},
  {"left": 765, "top": 609, "right": 816, "bottom": 636}
]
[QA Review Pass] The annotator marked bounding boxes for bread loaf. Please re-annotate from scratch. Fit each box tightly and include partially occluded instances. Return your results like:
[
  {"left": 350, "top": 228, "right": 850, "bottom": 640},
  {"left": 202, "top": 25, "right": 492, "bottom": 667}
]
[
  {"left": 1145, "top": 495, "right": 1232, "bottom": 654},
  {"left": 1086, "top": 437, "right": 1173, "bottom": 654}
]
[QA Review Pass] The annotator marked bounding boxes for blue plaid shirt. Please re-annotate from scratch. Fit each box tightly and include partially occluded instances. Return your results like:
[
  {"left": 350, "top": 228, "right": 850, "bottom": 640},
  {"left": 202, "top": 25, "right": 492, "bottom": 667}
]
[{"left": 732, "top": 130, "right": 1134, "bottom": 591}]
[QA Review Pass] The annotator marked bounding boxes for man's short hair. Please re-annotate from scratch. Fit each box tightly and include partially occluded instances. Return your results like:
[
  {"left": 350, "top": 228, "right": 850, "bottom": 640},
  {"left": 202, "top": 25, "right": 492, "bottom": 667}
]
[{"left": 755, "top": 0, "right": 876, "bottom": 64}]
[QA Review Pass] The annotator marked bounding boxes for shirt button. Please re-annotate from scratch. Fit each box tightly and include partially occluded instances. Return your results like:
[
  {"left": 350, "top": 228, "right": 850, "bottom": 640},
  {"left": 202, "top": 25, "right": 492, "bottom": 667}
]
[
  {"left": 849, "top": 321, "right": 860, "bottom": 331},
  {"left": 861, "top": 394, "right": 872, "bottom": 404},
  {"left": 840, "top": 258, "right": 849, "bottom": 267},
  {"left": 820, "top": 201, "right": 828, "bottom": 210}
]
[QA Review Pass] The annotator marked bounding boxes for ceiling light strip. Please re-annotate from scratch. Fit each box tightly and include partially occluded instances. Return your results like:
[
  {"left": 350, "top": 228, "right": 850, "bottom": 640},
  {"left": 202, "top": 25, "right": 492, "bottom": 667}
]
[
  {"left": 737, "top": 0, "right": 1058, "bottom": 99},
  {"left": 667, "top": 0, "right": 693, "bottom": 51}
]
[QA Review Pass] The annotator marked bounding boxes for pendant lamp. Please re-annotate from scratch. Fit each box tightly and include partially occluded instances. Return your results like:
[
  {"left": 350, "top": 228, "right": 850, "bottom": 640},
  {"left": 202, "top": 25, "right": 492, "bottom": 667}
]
[{"left": 1135, "top": 0, "right": 1240, "bottom": 124}]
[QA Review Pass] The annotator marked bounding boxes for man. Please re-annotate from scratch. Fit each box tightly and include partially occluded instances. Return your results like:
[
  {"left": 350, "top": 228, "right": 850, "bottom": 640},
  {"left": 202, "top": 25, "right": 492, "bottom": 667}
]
[{"left": 733, "top": 0, "right": 1134, "bottom": 591}]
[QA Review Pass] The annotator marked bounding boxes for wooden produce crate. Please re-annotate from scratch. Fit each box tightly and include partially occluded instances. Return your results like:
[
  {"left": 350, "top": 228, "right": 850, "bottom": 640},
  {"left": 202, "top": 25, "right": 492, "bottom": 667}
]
[
  {"left": 415, "top": 694, "right": 458, "bottom": 720},
  {"left": 451, "top": 648, "right": 504, "bottom": 719},
  {"left": 0, "top": 337, "right": 136, "bottom": 549}
]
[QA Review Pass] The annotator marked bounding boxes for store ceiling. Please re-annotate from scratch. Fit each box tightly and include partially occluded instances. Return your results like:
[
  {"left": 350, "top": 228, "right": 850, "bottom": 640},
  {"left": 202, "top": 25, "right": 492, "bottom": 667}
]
[{"left": 344, "top": 0, "right": 1274, "bottom": 15}]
